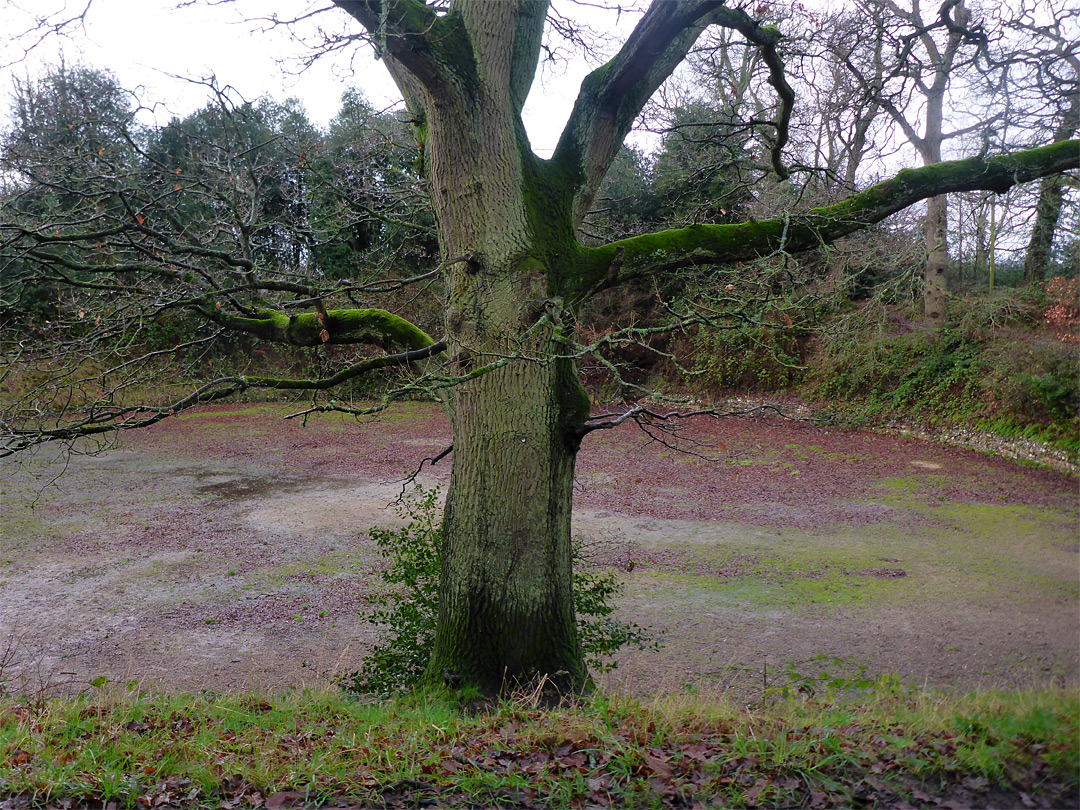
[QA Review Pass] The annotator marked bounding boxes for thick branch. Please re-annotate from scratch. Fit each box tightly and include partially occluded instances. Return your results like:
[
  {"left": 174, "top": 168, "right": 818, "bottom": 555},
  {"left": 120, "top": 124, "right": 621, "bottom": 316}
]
[
  {"left": 0, "top": 340, "right": 448, "bottom": 457},
  {"left": 573, "top": 140, "right": 1080, "bottom": 298},
  {"left": 510, "top": 0, "right": 550, "bottom": 111},
  {"left": 197, "top": 305, "right": 436, "bottom": 350},
  {"left": 234, "top": 338, "right": 447, "bottom": 389},
  {"left": 331, "top": 0, "right": 475, "bottom": 98},
  {"left": 709, "top": 8, "right": 795, "bottom": 180},
  {"left": 554, "top": 0, "right": 724, "bottom": 225}
]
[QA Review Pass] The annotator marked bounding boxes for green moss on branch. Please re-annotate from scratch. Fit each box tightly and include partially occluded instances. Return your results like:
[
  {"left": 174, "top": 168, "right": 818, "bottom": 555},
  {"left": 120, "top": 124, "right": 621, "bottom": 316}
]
[
  {"left": 571, "top": 140, "right": 1080, "bottom": 300},
  {"left": 198, "top": 305, "right": 435, "bottom": 350}
]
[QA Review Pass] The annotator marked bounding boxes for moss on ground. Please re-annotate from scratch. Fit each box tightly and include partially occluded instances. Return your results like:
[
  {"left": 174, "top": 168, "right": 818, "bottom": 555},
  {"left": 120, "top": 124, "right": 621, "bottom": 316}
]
[{"left": 625, "top": 492, "right": 1077, "bottom": 615}]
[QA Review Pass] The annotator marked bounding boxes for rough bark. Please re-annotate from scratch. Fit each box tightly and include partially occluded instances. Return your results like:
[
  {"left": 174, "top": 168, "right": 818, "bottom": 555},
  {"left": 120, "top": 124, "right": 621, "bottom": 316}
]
[
  {"left": 923, "top": 194, "right": 949, "bottom": 322},
  {"left": 434, "top": 357, "right": 588, "bottom": 693}
]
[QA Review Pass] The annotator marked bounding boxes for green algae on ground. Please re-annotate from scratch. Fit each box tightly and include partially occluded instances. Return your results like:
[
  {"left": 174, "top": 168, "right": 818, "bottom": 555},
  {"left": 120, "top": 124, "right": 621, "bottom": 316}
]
[{"left": 626, "top": 495, "right": 1077, "bottom": 613}]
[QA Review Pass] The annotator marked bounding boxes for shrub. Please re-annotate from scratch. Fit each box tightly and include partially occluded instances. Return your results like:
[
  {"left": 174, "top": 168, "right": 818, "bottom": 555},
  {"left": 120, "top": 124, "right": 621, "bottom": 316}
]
[
  {"left": 1043, "top": 276, "right": 1079, "bottom": 343},
  {"left": 342, "top": 485, "right": 654, "bottom": 695},
  {"left": 1016, "top": 350, "right": 1080, "bottom": 424},
  {"left": 690, "top": 321, "right": 809, "bottom": 393}
]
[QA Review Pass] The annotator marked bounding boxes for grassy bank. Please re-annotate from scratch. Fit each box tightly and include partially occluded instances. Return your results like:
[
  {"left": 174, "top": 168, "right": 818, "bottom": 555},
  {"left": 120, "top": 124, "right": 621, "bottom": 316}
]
[
  {"left": 685, "top": 286, "right": 1080, "bottom": 459},
  {"left": 2, "top": 685, "right": 1077, "bottom": 808}
]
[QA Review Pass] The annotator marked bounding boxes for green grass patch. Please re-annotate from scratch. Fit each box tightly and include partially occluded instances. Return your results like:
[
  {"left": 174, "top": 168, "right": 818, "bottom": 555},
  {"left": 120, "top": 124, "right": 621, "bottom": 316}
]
[
  {"left": 859, "top": 491, "right": 1080, "bottom": 601},
  {"left": 0, "top": 686, "right": 1075, "bottom": 808},
  {"left": 638, "top": 564, "right": 898, "bottom": 611},
  {"left": 625, "top": 494, "right": 1077, "bottom": 622}
]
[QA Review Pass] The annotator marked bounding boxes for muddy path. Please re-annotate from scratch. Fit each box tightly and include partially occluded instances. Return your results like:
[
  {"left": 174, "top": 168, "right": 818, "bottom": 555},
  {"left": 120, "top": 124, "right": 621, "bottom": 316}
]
[{"left": 1, "top": 403, "right": 1076, "bottom": 698}]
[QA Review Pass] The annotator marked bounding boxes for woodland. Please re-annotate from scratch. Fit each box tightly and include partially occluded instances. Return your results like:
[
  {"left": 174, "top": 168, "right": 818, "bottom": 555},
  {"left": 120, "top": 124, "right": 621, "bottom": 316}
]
[{"left": 1, "top": 0, "right": 1078, "bottom": 700}]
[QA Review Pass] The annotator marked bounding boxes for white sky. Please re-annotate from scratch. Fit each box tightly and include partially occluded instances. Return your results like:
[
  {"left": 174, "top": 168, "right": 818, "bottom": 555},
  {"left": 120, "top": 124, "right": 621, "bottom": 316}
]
[{"left": 0, "top": 0, "right": 642, "bottom": 157}]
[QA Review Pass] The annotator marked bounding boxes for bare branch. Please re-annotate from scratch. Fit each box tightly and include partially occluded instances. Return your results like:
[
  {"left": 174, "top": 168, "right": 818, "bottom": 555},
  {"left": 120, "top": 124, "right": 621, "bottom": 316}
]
[{"left": 0, "top": 339, "right": 448, "bottom": 457}]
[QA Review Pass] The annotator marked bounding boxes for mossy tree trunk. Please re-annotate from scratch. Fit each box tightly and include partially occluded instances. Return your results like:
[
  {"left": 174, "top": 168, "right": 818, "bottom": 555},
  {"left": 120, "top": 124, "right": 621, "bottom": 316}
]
[
  {"left": 409, "top": 2, "right": 593, "bottom": 688},
  {"left": 330, "top": 0, "right": 731, "bottom": 692},
  {"left": 1024, "top": 175, "right": 1071, "bottom": 283}
]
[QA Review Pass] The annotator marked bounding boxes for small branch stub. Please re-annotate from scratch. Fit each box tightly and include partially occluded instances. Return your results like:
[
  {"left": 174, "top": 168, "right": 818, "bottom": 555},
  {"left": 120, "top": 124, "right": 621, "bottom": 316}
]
[{"left": 606, "top": 246, "right": 625, "bottom": 284}]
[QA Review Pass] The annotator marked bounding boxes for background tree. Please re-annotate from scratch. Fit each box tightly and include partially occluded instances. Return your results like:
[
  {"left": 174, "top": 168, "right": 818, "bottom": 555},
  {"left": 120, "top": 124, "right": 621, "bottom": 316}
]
[
  {"left": 2, "top": 0, "right": 1076, "bottom": 696},
  {"left": 1, "top": 67, "right": 437, "bottom": 418},
  {"left": 793, "top": 0, "right": 894, "bottom": 193},
  {"left": 1000, "top": 0, "right": 1080, "bottom": 282},
  {"left": 313, "top": 88, "right": 439, "bottom": 282},
  {"left": 1, "top": 62, "right": 139, "bottom": 328},
  {"left": 842, "top": 0, "right": 993, "bottom": 324}
]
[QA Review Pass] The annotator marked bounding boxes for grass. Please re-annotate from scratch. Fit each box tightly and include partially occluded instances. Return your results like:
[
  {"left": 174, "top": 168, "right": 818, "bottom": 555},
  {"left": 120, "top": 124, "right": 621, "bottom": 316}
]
[
  {"left": 1, "top": 684, "right": 1076, "bottom": 808},
  {"left": 617, "top": 485, "right": 1077, "bottom": 616}
]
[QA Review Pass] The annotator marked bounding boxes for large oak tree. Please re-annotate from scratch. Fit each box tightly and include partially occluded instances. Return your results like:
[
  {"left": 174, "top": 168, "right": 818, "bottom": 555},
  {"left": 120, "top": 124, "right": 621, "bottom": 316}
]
[{"left": 3, "top": 0, "right": 1077, "bottom": 695}]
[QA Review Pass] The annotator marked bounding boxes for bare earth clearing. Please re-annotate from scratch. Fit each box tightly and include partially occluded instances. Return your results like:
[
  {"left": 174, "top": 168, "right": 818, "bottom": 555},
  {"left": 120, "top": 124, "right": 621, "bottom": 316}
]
[{"left": 1, "top": 403, "right": 1076, "bottom": 698}]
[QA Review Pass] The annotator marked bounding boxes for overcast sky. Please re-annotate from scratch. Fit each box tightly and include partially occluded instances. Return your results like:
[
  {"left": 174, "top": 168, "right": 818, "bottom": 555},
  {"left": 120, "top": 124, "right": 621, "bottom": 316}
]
[{"left": 1, "top": 0, "right": 645, "bottom": 156}]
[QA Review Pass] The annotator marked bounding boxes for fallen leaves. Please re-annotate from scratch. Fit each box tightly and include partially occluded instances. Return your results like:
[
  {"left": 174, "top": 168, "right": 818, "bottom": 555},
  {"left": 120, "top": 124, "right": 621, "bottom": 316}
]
[
  {"left": 135, "top": 778, "right": 200, "bottom": 808},
  {"left": 0, "top": 721, "right": 1073, "bottom": 810}
]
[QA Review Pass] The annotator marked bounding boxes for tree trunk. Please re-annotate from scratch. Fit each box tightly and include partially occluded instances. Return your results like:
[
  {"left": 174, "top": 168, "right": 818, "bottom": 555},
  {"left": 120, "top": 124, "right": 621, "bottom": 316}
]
[
  {"left": 427, "top": 175, "right": 590, "bottom": 692},
  {"left": 1024, "top": 174, "right": 1068, "bottom": 283},
  {"left": 368, "top": 0, "right": 593, "bottom": 695},
  {"left": 923, "top": 193, "right": 949, "bottom": 323},
  {"left": 432, "top": 357, "right": 589, "bottom": 694},
  {"left": 1024, "top": 58, "right": 1079, "bottom": 283},
  {"left": 426, "top": 132, "right": 591, "bottom": 691},
  {"left": 865, "top": 0, "right": 970, "bottom": 327}
]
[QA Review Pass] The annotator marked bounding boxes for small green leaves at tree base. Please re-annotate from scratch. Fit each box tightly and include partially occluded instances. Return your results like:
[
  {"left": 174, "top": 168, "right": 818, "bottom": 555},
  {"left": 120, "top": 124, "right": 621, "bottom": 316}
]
[{"left": 342, "top": 485, "right": 655, "bottom": 696}]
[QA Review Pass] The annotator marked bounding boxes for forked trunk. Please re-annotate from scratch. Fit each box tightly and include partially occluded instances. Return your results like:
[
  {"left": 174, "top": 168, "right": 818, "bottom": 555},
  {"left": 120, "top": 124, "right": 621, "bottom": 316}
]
[{"left": 379, "top": 0, "right": 593, "bottom": 693}]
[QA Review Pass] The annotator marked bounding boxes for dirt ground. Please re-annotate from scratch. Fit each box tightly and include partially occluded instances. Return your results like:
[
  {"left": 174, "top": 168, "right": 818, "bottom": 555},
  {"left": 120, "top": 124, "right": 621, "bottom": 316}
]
[{"left": 1, "top": 402, "right": 1076, "bottom": 699}]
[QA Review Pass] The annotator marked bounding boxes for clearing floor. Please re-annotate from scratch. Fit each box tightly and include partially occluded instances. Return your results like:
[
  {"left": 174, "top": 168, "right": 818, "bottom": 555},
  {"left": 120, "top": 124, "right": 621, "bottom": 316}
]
[{"left": 1, "top": 402, "right": 1076, "bottom": 699}]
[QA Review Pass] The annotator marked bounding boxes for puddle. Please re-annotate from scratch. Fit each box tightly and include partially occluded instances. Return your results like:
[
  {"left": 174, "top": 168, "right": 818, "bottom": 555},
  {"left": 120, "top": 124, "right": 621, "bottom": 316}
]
[{"left": 195, "top": 473, "right": 328, "bottom": 500}]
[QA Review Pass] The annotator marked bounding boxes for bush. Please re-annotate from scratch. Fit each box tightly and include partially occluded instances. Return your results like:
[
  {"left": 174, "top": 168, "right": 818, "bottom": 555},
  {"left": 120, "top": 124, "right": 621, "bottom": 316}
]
[
  {"left": 343, "top": 485, "right": 654, "bottom": 695},
  {"left": 1043, "top": 276, "right": 1079, "bottom": 343},
  {"left": 1015, "top": 350, "right": 1080, "bottom": 424},
  {"left": 690, "top": 321, "right": 809, "bottom": 393}
]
